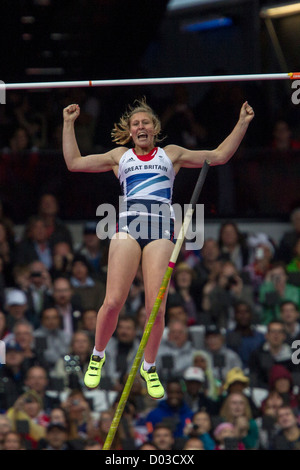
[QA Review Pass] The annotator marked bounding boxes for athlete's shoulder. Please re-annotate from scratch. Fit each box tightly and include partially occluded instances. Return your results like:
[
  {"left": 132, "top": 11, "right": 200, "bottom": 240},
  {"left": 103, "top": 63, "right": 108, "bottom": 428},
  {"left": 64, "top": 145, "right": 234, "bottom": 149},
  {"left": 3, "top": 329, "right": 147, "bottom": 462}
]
[
  {"left": 112, "top": 146, "right": 130, "bottom": 163},
  {"left": 162, "top": 144, "right": 182, "bottom": 162}
]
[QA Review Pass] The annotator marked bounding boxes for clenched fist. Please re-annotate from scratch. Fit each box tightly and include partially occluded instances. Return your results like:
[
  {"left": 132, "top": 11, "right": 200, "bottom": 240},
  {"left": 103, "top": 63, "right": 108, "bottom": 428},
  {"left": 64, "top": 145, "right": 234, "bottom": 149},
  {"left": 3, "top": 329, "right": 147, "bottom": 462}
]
[{"left": 63, "top": 103, "right": 80, "bottom": 123}]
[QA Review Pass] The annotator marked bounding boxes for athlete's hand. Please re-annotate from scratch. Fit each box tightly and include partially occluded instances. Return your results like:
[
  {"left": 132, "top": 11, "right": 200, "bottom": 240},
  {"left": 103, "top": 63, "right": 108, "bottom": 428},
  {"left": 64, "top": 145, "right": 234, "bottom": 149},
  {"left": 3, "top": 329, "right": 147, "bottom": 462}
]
[
  {"left": 63, "top": 103, "right": 80, "bottom": 123},
  {"left": 239, "top": 101, "right": 255, "bottom": 124}
]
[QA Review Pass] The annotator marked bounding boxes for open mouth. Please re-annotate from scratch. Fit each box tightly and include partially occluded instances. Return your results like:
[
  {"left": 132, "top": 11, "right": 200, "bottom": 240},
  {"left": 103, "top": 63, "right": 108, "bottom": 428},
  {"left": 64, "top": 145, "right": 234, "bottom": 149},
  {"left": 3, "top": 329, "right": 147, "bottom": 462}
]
[{"left": 138, "top": 132, "right": 148, "bottom": 140}]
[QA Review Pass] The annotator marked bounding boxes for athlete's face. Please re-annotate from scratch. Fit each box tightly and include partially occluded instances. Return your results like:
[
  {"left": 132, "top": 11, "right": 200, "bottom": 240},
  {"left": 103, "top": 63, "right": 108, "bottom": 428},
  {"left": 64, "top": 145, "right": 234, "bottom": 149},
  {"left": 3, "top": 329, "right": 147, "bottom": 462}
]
[{"left": 129, "top": 112, "right": 155, "bottom": 150}]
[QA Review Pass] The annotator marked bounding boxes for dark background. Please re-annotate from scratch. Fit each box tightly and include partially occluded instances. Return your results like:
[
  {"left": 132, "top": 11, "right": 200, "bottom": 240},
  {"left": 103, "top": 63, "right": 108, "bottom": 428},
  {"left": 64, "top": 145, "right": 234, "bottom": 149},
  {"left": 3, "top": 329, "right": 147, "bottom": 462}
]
[{"left": 1, "top": 0, "right": 300, "bottom": 222}]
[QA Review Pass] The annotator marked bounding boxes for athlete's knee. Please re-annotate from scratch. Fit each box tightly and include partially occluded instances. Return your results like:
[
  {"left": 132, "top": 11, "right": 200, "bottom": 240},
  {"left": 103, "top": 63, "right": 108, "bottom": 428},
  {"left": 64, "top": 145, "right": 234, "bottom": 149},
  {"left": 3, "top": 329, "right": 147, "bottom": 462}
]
[{"left": 103, "top": 296, "right": 124, "bottom": 316}]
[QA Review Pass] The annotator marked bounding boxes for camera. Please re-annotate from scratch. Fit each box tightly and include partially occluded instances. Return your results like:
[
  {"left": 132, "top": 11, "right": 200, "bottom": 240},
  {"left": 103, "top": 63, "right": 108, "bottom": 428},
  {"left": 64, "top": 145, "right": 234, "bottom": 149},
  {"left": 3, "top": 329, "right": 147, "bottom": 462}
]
[
  {"left": 64, "top": 355, "right": 81, "bottom": 389},
  {"left": 225, "top": 275, "right": 238, "bottom": 290},
  {"left": 30, "top": 271, "right": 42, "bottom": 278}
]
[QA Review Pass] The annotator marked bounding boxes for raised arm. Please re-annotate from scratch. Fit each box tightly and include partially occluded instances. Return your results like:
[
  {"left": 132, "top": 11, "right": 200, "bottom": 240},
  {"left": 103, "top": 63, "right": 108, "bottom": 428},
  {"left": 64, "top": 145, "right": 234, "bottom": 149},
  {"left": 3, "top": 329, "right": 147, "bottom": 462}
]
[
  {"left": 166, "top": 101, "right": 254, "bottom": 171},
  {"left": 62, "top": 104, "right": 124, "bottom": 173}
]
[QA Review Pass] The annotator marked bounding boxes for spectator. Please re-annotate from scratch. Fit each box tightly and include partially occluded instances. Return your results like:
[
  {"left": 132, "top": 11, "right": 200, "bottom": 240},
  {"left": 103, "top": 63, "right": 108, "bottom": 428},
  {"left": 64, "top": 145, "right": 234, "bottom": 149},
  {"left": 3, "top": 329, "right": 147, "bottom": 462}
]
[
  {"left": 24, "top": 260, "right": 53, "bottom": 325},
  {"left": 0, "top": 340, "right": 25, "bottom": 409},
  {"left": 13, "top": 264, "right": 30, "bottom": 292},
  {"left": 222, "top": 367, "right": 250, "bottom": 394},
  {"left": 226, "top": 301, "right": 265, "bottom": 368},
  {"left": 151, "top": 423, "right": 175, "bottom": 451},
  {"left": 6, "top": 390, "right": 47, "bottom": 448},
  {"left": 75, "top": 221, "right": 108, "bottom": 281},
  {"left": 183, "top": 410, "right": 215, "bottom": 450},
  {"left": 271, "top": 405, "right": 300, "bottom": 450},
  {"left": 15, "top": 216, "right": 52, "bottom": 270},
  {"left": 0, "top": 415, "right": 12, "bottom": 450},
  {"left": 48, "top": 407, "right": 70, "bottom": 429},
  {"left": 48, "top": 277, "right": 82, "bottom": 336},
  {"left": 12, "top": 94, "right": 47, "bottom": 149},
  {"left": 105, "top": 316, "right": 140, "bottom": 387},
  {"left": 2, "top": 431, "right": 25, "bottom": 450},
  {"left": 255, "top": 390, "right": 283, "bottom": 450},
  {"left": 182, "top": 437, "right": 205, "bottom": 450},
  {"left": 0, "top": 309, "right": 10, "bottom": 340},
  {"left": 161, "top": 84, "right": 201, "bottom": 149},
  {"left": 4, "top": 288, "right": 31, "bottom": 331},
  {"left": 40, "top": 422, "right": 72, "bottom": 450},
  {"left": 83, "top": 439, "right": 102, "bottom": 450},
  {"left": 194, "top": 237, "right": 221, "bottom": 292},
  {"left": 37, "top": 193, "right": 73, "bottom": 249},
  {"left": 277, "top": 208, "right": 300, "bottom": 264},
  {"left": 111, "top": 395, "right": 148, "bottom": 449},
  {"left": 24, "top": 365, "right": 60, "bottom": 415},
  {"left": 34, "top": 307, "right": 72, "bottom": 370},
  {"left": 259, "top": 262, "right": 300, "bottom": 324},
  {"left": 60, "top": 389, "right": 93, "bottom": 441},
  {"left": 50, "top": 241, "right": 74, "bottom": 280},
  {"left": 11, "top": 320, "right": 43, "bottom": 373},
  {"left": 0, "top": 219, "right": 15, "bottom": 286},
  {"left": 70, "top": 254, "right": 105, "bottom": 311},
  {"left": 219, "top": 392, "right": 259, "bottom": 449},
  {"left": 221, "top": 367, "right": 259, "bottom": 419},
  {"left": 218, "top": 222, "right": 249, "bottom": 271},
  {"left": 213, "top": 422, "right": 245, "bottom": 450},
  {"left": 243, "top": 232, "right": 275, "bottom": 301},
  {"left": 165, "top": 302, "right": 189, "bottom": 326},
  {"left": 268, "top": 364, "right": 299, "bottom": 410},
  {"left": 138, "top": 442, "right": 159, "bottom": 450},
  {"left": 0, "top": 200, "right": 14, "bottom": 244},
  {"left": 249, "top": 321, "right": 294, "bottom": 389},
  {"left": 182, "top": 366, "right": 217, "bottom": 415},
  {"left": 94, "top": 410, "right": 123, "bottom": 450},
  {"left": 8, "top": 126, "right": 31, "bottom": 152},
  {"left": 270, "top": 119, "right": 300, "bottom": 151},
  {"left": 203, "top": 325, "right": 242, "bottom": 383},
  {"left": 169, "top": 262, "right": 198, "bottom": 325},
  {"left": 155, "top": 319, "right": 196, "bottom": 381},
  {"left": 66, "top": 88, "right": 99, "bottom": 154},
  {"left": 145, "top": 379, "right": 193, "bottom": 439},
  {"left": 192, "top": 350, "right": 220, "bottom": 401},
  {"left": 79, "top": 309, "right": 97, "bottom": 341},
  {"left": 201, "top": 260, "right": 254, "bottom": 329},
  {"left": 279, "top": 300, "right": 300, "bottom": 346}
]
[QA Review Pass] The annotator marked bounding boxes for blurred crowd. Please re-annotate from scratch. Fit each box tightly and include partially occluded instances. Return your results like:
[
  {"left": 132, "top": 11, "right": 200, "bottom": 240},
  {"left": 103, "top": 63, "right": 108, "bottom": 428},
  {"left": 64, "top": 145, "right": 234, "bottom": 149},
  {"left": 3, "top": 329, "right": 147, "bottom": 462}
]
[
  {"left": 0, "top": 84, "right": 300, "bottom": 451},
  {"left": 1, "top": 189, "right": 300, "bottom": 450}
]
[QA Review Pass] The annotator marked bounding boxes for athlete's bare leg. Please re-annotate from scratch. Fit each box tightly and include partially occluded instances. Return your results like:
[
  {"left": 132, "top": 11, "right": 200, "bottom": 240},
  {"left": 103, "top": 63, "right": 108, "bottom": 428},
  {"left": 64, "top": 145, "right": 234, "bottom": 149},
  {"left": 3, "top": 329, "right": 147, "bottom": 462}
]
[
  {"left": 95, "top": 233, "right": 142, "bottom": 351},
  {"left": 141, "top": 238, "right": 174, "bottom": 363}
]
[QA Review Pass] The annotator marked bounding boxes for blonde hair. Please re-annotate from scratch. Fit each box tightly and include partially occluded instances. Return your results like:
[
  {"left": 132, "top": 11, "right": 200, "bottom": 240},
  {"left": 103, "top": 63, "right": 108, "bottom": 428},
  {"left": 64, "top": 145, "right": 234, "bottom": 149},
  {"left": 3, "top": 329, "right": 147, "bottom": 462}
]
[
  {"left": 219, "top": 392, "right": 253, "bottom": 422},
  {"left": 111, "top": 97, "right": 162, "bottom": 146}
]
